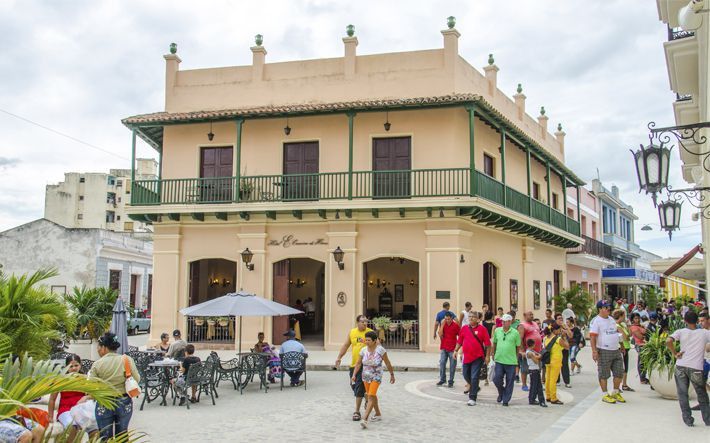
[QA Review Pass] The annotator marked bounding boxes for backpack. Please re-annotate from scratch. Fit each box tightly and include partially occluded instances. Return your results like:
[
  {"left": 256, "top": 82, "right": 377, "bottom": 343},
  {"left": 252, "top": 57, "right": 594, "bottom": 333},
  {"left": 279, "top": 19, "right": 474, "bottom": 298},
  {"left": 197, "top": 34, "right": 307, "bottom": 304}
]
[{"left": 540, "top": 336, "right": 559, "bottom": 365}]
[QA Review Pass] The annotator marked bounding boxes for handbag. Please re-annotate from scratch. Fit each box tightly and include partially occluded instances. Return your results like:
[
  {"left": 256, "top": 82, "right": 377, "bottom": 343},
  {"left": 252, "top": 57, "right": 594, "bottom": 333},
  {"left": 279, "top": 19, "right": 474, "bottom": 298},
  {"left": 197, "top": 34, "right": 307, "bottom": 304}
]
[
  {"left": 70, "top": 400, "right": 97, "bottom": 430},
  {"left": 123, "top": 356, "right": 140, "bottom": 398}
]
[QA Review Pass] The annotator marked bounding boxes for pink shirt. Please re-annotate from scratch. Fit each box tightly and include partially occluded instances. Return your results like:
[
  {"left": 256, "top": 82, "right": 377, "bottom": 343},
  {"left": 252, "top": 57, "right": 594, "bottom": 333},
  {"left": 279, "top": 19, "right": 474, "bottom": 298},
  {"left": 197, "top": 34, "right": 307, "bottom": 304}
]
[{"left": 520, "top": 321, "right": 542, "bottom": 352}]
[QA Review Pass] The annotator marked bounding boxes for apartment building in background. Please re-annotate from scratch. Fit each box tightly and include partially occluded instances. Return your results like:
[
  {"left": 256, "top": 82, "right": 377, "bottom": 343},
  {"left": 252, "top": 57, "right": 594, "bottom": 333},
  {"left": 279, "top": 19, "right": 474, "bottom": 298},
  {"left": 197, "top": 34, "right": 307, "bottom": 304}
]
[{"left": 45, "top": 158, "right": 158, "bottom": 232}]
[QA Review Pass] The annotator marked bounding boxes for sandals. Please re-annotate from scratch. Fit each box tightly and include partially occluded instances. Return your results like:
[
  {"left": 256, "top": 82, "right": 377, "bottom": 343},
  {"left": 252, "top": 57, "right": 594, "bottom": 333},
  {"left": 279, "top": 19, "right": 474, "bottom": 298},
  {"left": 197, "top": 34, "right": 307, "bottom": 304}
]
[
  {"left": 352, "top": 412, "right": 361, "bottom": 421},
  {"left": 622, "top": 385, "right": 635, "bottom": 392}
]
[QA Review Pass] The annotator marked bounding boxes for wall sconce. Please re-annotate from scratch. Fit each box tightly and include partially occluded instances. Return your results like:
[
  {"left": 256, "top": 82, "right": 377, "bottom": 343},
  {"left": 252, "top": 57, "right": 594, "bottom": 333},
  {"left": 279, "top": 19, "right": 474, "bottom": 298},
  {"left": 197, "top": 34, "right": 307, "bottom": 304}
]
[
  {"left": 409, "top": 279, "right": 416, "bottom": 286},
  {"left": 241, "top": 247, "right": 254, "bottom": 271},
  {"left": 209, "top": 277, "right": 220, "bottom": 287},
  {"left": 284, "top": 118, "right": 291, "bottom": 136},
  {"left": 221, "top": 278, "right": 231, "bottom": 287},
  {"left": 368, "top": 280, "right": 374, "bottom": 286},
  {"left": 384, "top": 111, "right": 391, "bottom": 132},
  {"left": 333, "top": 246, "right": 345, "bottom": 270},
  {"left": 439, "top": 208, "right": 444, "bottom": 217},
  {"left": 460, "top": 254, "right": 465, "bottom": 263},
  {"left": 207, "top": 122, "right": 214, "bottom": 141}
]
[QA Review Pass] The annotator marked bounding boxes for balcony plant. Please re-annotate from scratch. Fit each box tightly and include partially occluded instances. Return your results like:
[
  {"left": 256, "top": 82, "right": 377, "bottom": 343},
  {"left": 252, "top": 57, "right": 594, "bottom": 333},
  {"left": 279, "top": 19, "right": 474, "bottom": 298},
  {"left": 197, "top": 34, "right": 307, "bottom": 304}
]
[
  {"left": 194, "top": 317, "right": 205, "bottom": 326},
  {"left": 218, "top": 317, "right": 229, "bottom": 327},
  {"left": 239, "top": 180, "right": 254, "bottom": 200},
  {"left": 371, "top": 316, "right": 390, "bottom": 341}
]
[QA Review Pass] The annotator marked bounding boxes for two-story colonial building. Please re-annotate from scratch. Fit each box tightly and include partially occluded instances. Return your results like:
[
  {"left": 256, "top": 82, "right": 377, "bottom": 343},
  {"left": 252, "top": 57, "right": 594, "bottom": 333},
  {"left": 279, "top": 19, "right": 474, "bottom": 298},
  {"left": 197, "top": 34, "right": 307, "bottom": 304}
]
[{"left": 122, "top": 21, "right": 585, "bottom": 351}]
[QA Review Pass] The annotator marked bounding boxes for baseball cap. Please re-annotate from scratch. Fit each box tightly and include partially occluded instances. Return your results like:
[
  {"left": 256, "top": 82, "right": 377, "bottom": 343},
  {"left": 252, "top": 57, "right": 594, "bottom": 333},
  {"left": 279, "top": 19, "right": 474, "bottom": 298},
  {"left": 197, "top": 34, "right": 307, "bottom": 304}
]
[
  {"left": 649, "top": 312, "right": 658, "bottom": 319},
  {"left": 596, "top": 300, "right": 611, "bottom": 309},
  {"left": 501, "top": 314, "right": 513, "bottom": 322},
  {"left": 283, "top": 329, "right": 296, "bottom": 338},
  {"left": 172, "top": 329, "right": 181, "bottom": 337}
]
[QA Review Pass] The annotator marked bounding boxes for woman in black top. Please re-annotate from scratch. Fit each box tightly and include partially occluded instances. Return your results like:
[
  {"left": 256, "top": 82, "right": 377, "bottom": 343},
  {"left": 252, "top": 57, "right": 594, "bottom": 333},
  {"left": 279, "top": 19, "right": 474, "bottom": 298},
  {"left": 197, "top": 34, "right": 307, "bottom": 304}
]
[{"left": 567, "top": 318, "right": 583, "bottom": 374}]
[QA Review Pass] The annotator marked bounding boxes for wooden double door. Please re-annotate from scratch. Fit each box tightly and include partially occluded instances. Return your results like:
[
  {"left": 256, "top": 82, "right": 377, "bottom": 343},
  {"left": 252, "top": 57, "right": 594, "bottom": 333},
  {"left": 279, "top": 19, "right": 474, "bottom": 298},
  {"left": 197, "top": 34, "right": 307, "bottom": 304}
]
[
  {"left": 373, "top": 137, "right": 411, "bottom": 198},
  {"left": 283, "top": 142, "right": 319, "bottom": 201},
  {"left": 200, "top": 147, "right": 233, "bottom": 202}
]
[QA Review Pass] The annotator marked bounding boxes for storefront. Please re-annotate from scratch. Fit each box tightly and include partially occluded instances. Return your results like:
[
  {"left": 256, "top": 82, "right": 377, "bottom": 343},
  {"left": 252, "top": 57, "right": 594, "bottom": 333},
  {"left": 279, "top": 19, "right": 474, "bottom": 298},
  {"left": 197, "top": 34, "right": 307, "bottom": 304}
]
[{"left": 601, "top": 267, "right": 660, "bottom": 303}]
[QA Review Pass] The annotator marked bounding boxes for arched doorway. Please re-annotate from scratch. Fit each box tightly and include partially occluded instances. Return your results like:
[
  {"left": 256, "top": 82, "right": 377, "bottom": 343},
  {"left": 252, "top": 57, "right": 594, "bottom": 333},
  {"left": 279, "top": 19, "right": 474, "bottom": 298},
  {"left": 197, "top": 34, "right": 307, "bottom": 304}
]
[
  {"left": 187, "top": 258, "right": 237, "bottom": 343},
  {"left": 362, "top": 257, "right": 419, "bottom": 349},
  {"left": 272, "top": 258, "right": 325, "bottom": 347},
  {"left": 483, "top": 262, "right": 498, "bottom": 310}
]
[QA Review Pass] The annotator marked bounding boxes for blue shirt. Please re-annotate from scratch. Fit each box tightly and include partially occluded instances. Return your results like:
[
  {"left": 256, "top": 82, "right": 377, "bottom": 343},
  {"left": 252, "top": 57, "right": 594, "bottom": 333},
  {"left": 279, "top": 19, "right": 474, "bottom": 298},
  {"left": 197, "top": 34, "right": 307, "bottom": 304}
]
[
  {"left": 280, "top": 339, "right": 306, "bottom": 355},
  {"left": 436, "top": 310, "right": 456, "bottom": 323}
]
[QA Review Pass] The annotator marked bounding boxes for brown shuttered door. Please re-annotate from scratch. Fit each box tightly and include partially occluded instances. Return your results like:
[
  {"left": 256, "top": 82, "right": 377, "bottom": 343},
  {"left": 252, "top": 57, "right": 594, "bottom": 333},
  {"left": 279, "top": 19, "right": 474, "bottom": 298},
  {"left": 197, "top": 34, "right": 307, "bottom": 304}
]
[
  {"left": 373, "top": 137, "right": 411, "bottom": 198},
  {"left": 283, "top": 142, "right": 319, "bottom": 200},
  {"left": 273, "top": 260, "right": 290, "bottom": 345},
  {"left": 200, "top": 147, "right": 233, "bottom": 202}
]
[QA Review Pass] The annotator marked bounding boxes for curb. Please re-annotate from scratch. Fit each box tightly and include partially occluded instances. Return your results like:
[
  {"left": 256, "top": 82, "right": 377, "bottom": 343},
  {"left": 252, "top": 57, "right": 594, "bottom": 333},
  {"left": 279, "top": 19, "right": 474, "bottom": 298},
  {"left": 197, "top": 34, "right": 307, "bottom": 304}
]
[{"left": 307, "top": 364, "right": 436, "bottom": 372}]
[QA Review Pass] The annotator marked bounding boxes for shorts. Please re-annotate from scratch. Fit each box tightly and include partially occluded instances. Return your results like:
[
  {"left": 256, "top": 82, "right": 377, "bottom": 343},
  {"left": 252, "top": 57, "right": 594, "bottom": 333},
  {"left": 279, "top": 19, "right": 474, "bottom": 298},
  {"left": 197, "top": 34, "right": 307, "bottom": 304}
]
[
  {"left": 349, "top": 367, "right": 365, "bottom": 398},
  {"left": 57, "top": 411, "right": 74, "bottom": 429},
  {"left": 0, "top": 419, "right": 29, "bottom": 442},
  {"left": 518, "top": 354, "right": 529, "bottom": 374},
  {"left": 363, "top": 380, "right": 381, "bottom": 396},
  {"left": 597, "top": 349, "right": 624, "bottom": 380}
]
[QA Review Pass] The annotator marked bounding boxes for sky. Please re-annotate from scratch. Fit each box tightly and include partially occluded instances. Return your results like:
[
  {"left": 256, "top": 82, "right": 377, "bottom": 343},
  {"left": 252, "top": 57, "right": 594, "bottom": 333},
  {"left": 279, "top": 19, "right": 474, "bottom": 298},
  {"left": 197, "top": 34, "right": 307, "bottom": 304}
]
[{"left": 0, "top": 0, "right": 702, "bottom": 258}]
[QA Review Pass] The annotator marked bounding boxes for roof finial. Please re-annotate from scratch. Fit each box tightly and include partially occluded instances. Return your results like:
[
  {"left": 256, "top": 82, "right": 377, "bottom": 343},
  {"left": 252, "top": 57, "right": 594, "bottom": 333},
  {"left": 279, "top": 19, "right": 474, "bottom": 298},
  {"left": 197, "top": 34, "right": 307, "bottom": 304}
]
[
  {"left": 488, "top": 53, "right": 494, "bottom": 65},
  {"left": 447, "top": 16, "right": 456, "bottom": 29},
  {"left": 516, "top": 83, "right": 523, "bottom": 94},
  {"left": 346, "top": 24, "right": 355, "bottom": 37},
  {"left": 540, "top": 106, "right": 546, "bottom": 116},
  {"left": 255, "top": 34, "right": 263, "bottom": 46},
  {"left": 169, "top": 43, "right": 177, "bottom": 54},
  {"left": 557, "top": 123, "right": 563, "bottom": 131}
]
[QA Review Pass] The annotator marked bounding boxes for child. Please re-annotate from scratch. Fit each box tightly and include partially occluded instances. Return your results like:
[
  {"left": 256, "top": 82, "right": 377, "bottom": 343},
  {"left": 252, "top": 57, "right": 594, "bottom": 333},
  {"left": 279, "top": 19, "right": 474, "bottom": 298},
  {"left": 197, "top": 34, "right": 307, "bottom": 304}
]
[
  {"left": 174, "top": 344, "right": 201, "bottom": 405},
  {"left": 544, "top": 323, "right": 569, "bottom": 405},
  {"left": 47, "top": 354, "right": 96, "bottom": 441},
  {"left": 525, "top": 339, "right": 547, "bottom": 407},
  {"left": 351, "top": 331, "right": 395, "bottom": 429}
]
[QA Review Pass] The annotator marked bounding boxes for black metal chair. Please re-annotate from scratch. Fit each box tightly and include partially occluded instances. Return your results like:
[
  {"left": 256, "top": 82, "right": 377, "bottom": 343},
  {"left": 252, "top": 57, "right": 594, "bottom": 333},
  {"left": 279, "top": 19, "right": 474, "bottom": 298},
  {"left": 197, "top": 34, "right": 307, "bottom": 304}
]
[
  {"left": 280, "top": 352, "right": 307, "bottom": 391},
  {"left": 207, "top": 352, "right": 241, "bottom": 396},
  {"left": 80, "top": 359, "right": 94, "bottom": 375},
  {"left": 174, "top": 361, "right": 216, "bottom": 409},
  {"left": 49, "top": 351, "right": 73, "bottom": 362},
  {"left": 239, "top": 353, "right": 270, "bottom": 394}
]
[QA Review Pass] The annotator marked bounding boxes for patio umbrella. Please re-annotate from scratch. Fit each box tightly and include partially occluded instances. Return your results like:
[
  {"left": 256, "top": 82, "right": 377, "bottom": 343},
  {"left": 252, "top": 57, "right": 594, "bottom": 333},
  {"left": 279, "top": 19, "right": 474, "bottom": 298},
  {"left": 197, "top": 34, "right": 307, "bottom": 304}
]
[
  {"left": 179, "top": 290, "right": 303, "bottom": 354},
  {"left": 109, "top": 297, "right": 130, "bottom": 355}
]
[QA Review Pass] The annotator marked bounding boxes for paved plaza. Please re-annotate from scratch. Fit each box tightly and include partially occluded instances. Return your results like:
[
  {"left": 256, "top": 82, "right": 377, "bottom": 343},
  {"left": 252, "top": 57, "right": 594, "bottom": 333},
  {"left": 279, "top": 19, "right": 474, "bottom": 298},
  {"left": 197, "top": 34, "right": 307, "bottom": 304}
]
[{"left": 115, "top": 333, "right": 710, "bottom": 442}]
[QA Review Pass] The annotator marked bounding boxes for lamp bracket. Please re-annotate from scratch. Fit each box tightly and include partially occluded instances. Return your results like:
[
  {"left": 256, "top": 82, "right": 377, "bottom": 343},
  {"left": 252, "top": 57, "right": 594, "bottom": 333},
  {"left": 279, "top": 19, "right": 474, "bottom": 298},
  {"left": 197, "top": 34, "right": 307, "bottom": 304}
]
[
  {"left": 649, "top": 121, "right": 710, "bottom": 172},
  {"left": 667, "top": 185, "right": 710, "bottom": 219}
]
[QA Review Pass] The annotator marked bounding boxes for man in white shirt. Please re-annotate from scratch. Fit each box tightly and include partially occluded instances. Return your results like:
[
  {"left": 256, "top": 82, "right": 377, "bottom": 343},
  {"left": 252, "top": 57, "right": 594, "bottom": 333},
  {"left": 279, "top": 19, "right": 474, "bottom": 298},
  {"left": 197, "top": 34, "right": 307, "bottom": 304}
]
[
  {"left": 589, "top": 300, "right": 625, "bottom": 404},
  {"left": 666, "top": 311, "right": 710, "bottom": 427},
  {"left": 280, "top": 329, "right": 308, "bottom": 386}
]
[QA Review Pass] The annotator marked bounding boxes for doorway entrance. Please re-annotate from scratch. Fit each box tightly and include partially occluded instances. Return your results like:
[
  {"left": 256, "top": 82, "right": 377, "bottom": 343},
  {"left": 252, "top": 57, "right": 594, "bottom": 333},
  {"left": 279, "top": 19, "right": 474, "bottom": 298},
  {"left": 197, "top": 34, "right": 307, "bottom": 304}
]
[
  {"left": 130, "top": 274, "right": 140, "bottom": 310},
  {"left": 483, "top": 262, "right": 498, "bottom": 310},
  {"left": 272, "top": 258, "right": 325, "bottom": 347},
  {"left": 283, "top": 142, "right": 319, "bottom": 201},
  {"left": 187, "top": 258, "right": 237, "bottom": 343},
  {"left": 362, "top": 257, "right": 419, "bottom": 349}
]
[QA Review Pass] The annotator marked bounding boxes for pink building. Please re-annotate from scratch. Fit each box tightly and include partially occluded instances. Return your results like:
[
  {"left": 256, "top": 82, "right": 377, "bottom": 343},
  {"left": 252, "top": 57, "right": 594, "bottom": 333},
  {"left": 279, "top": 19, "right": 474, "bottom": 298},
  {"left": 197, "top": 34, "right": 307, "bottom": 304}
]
[{"left": 566, "top": 186, "right": 613, "bottom": 298}]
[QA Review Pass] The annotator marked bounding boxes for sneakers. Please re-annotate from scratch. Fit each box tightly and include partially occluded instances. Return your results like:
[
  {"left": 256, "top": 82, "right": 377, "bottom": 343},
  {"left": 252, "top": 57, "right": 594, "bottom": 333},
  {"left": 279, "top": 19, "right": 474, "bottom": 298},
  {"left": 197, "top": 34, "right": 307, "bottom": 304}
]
[
  {"left": 602, "top": 394, "right": 617, "bottom": 404},
  {"left": 539, "top": 402, "right": 548, "bottom": 408},
  {"left": 447, "top": 383, "right": 454, "bottom": 388},
  {"left": 612, "top": 392, "right": 626, "bottom": 403},
  {"left": 360, "top": 420, "right": 368, "bottom": 429},
  {"left": 522, "top": 385, "right": 529, "bottom": 392},
  {"left": 370, "top": 415, "right": 382, "bottom": 422},
  {"left": 565, "top": 384, "right": 572, "bottom": 388},
  {"left": 467, "top": 400, "right": 476, "bottom": 406},
  {"left": 436, "top": 381, "right": 445, "bottom": 386},
  {"left": 497, "top": 394, "right": 503, "bottom": 403}
]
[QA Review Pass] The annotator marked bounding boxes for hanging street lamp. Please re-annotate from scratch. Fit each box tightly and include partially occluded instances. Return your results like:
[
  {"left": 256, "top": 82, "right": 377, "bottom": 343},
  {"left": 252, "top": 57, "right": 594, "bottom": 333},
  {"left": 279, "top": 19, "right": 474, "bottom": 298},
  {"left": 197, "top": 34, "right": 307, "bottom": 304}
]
[{"left": 657, "top": 199, "right": 682, "bottom": 240}]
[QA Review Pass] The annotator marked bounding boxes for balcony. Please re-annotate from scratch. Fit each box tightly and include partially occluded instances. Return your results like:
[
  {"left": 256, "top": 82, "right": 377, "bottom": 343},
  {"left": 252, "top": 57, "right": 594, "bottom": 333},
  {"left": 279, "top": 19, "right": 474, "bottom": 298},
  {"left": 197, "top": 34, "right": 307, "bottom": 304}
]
[
  {"left": 131, "top": 168, "right": 581, "bottom": 241},
  {"left": 667, "top": 26, "right": 695, "bottom": 41},
  {"left": 603, "top": 233, "right": 640, "bottom": 256},
  {"left": 567, "top": 234, "right": 615, "bottom": 269}
]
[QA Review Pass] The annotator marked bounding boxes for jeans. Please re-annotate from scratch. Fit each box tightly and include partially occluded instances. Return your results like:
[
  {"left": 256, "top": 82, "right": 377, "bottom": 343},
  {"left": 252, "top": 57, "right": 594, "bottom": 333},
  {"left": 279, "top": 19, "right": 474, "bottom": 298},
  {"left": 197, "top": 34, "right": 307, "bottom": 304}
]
[
  {"left": 96, "top": 396, "right": 133, "bottom": 440},
  {"left": 462, "top": 358, "right": 484, "bottom": 401},
  {"left": 546, "top": 364, "right": 561, "bottom": 401},
  {"left": 439, "top": 350, "right": 456, "bottom": 384},
  {"left": 493, "top": 363, "right": 516, "bottom": 404},
  {"left": 286, "top": 370, "right": 303, "bottom": 384},
  {"left": 569, "top": 345, "right": 580, "bottom": 363},
  {"left": 635, "top": 346, "right": 647, "bottom": 381},
  {"left": 674, "top": 365, "right": 710, "bottom": 425},
  {"left": 559, "top": 349, "right": 570, "bottom": 384},
  {"left": 528, "top": 369, "right": 545, "bottom": 404}
]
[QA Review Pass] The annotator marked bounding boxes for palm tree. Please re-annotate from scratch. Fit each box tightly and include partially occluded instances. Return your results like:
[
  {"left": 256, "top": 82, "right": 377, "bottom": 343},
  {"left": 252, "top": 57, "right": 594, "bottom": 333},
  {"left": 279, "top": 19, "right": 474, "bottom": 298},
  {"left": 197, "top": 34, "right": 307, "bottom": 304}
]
[
  {"left": 65, "top": 286, "right": 117, "bottom": 341},
  {"left": 0, "top": 269, "right": 76, "bottom": 359}
]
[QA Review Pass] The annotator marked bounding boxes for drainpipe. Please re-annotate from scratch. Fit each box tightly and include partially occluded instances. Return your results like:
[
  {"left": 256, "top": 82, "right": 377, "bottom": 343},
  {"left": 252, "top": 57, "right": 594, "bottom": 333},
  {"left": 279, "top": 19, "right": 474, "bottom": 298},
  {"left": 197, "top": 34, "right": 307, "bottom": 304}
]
[
  {"left": 466, "top": 106, "right": 476, "bottom": 196},
  {"left": 235, "top": 118, "right": 244, "bottom": 202}
]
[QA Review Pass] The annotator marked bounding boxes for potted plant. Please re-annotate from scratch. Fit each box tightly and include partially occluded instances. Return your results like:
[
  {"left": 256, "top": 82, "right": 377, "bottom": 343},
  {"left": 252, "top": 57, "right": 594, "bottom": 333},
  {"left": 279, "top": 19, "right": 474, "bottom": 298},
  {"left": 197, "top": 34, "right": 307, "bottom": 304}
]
[
  {"left": 239, "top": 180, "right": 254, "bottom": 200},
  {"left": 194, "top": 317, "right": 205, "bottom": 326},
  {"left": 371, "top": 316, "right": 390, "bottom": 341},
  {"left": 206, "top": 317, "right": 216, "bottom": 326},
  {"left": 401, "top": 320, "right": 414, "bottom": 331},
  {"left": 218, "top": 317, "right": 229, "bottom": 327},
  {"left": 639, "top": 328, "right": 698, "bottom": 400},
  {"left": 388, "top": 322, "right": 399, "bottom": 332}
]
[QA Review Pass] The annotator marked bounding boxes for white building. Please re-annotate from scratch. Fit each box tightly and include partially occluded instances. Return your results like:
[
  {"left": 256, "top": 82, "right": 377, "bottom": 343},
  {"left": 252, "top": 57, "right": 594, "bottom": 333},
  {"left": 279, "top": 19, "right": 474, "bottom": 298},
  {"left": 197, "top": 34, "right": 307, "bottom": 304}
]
[
  {"left": 45, "top": 158, "right": 157, "bottom": 233},
  {"left": 0, "top": 219, "right": 153, "bottom": 310}
]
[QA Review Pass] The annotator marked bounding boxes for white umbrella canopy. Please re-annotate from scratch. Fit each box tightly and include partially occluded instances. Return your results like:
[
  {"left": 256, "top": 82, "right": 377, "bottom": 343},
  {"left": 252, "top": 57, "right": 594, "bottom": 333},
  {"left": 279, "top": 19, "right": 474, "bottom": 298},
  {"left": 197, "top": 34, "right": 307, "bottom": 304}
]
[
  {"left": 179, "top": 290, "right": 303, "bottom": 354},
  {"left": 179, "top": 290, "right": 302, "bottom": 317}
]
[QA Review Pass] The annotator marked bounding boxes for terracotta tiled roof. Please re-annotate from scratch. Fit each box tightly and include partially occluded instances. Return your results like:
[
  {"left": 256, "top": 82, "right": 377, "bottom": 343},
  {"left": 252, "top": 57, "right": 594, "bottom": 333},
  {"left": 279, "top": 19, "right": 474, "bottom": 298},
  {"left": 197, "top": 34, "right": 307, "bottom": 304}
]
[{"left": 121, "top": 94, "right": 480, "bottom": 125}]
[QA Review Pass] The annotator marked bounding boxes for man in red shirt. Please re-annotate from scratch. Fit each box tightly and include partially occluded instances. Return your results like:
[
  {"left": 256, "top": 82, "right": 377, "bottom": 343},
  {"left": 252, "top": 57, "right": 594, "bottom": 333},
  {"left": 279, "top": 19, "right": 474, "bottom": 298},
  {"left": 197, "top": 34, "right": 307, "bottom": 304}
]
[
  {"left": 437, "top": 312, "right": 460, "bottom": 387},
  {"left": 518, "top": 310, "right": 542, "bottom": 392},
  {"left": 454, "top": 311, "right": 491, "bottom": 406}
]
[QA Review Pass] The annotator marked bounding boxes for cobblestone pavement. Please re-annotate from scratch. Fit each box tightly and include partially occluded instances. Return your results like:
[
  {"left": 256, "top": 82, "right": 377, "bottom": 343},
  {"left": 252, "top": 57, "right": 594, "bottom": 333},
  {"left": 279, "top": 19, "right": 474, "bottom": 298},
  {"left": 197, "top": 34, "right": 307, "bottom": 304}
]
[{"left": 131, "top": 359, "right": 600, "bottom": 442}]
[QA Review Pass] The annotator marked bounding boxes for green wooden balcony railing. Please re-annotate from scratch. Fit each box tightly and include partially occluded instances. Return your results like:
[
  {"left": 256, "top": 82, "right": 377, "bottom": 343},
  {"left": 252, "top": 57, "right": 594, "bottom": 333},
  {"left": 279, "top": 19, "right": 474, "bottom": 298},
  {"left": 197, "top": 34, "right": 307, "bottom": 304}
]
[{"left": 131, "top": 168, "right": 580, "bottom": 238}]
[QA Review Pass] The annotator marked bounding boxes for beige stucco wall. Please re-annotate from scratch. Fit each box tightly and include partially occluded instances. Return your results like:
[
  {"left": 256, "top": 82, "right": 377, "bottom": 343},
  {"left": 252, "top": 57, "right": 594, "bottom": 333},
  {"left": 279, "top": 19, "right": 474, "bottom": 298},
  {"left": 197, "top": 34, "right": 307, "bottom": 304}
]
[{"left": 148, "top": 217, "right": 567, "bottom": 353}]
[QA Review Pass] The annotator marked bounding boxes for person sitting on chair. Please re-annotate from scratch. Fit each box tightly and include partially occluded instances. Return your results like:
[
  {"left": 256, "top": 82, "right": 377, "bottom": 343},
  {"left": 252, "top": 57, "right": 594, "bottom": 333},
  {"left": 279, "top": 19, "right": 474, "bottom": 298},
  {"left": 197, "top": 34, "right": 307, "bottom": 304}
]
[
  {"left": 166, "top": 329, "right": 187, "bottom": 359},
  {"left": 173, "top": 344, "right": 201, "bottom": 406},
  {"left": 279, "top": 330, "right": 308, "bottom": 386}
]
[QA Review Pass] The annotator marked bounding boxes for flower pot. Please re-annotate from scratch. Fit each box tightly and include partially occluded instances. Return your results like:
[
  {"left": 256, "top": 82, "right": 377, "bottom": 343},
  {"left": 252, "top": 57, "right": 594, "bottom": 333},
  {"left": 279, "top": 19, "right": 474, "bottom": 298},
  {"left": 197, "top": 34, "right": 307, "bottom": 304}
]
[
  {"left": 194, "top": 319, "right": 205, "bottom": 326},
  {"left": 388, "top": 323, "right": 398, "bottom": 332},
  {"left": 649, "top": 368, "right": 698, "bottom": 401},
  {"left": 218, "top": 319, "right": 228, "bottom": 327},
  {"left": 207, "top": 320, "right": 216, "bottom": 326}
]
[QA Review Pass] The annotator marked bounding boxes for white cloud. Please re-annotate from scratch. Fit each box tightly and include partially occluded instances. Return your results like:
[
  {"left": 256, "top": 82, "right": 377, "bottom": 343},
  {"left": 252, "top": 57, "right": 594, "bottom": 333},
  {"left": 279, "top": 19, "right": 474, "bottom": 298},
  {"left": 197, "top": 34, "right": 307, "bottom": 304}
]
[{"left": 0, "top": 0, "right": 701, "bottom": 257}]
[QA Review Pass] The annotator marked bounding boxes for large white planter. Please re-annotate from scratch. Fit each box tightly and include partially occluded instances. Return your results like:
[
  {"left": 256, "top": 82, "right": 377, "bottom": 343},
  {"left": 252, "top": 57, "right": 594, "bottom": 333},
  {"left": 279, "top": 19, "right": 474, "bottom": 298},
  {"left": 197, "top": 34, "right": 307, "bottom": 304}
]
[
  {"left": 649, "top": 369, "right": 697, "bottom": 401},
  {"left": 67, "top": 339, "right": 100, "bottom": 361}
]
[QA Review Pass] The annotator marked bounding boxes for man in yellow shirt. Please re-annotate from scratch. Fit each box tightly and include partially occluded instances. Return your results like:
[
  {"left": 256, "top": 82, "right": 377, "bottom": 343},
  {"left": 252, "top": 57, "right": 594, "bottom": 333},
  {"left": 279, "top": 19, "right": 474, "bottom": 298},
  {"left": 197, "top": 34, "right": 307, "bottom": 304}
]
[{"left": 335, "top": 314, "right": 372, "bottom": 422}]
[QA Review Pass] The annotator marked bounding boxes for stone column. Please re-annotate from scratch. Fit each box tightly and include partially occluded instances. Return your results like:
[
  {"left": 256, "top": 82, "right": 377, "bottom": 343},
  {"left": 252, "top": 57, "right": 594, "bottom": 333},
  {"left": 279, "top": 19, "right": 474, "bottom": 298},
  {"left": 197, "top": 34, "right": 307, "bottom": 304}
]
[
  {"left": 522, "top": 241, "right": 535, "bottom": 314},
  {"left": 163, "top": 44, "right": 181, "bottom": 111},
  {"left": 237, "top": 226, "right": 267, "bottom": 346},
  {"left": 325, "top": 222, "right": 359, "bottom": 350},
  {"left": 149, "top": 225, "right": 182, "bottom": 346},
  {"left": 343, "top": 26, "right": 358, "bottom": 80},
  {"left": 251, "top": 35, "right": 267, "bottom": 82}
]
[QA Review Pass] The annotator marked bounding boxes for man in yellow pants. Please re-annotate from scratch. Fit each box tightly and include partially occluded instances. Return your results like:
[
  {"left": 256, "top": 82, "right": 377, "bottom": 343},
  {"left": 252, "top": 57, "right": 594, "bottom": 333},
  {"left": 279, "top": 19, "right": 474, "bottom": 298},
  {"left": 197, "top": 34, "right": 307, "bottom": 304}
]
[{"left": 544, "top": 323, "right": 569, "bottom": 405}]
